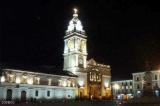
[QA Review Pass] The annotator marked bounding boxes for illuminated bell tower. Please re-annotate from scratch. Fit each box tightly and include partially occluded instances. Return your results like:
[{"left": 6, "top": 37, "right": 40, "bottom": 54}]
[{"left": 63, "top": 8, "right": 87, "bottom": 74}]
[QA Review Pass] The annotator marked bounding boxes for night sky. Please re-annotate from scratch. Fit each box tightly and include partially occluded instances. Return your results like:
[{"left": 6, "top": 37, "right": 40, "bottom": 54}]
[{"left": 1, "top": 0, "right": 160, "bottom": 80}]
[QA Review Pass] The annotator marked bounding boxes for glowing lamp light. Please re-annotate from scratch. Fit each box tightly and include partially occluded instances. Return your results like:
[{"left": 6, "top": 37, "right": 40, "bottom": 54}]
[
  {"left": 113, "top": 84, "right": 120, "bottom": 90},
  {"left": 104, "top": 82, "right": 109, "bottom": 88},
  {"left": 62, "top": 81, "right": 67, "bottom": 87},
  {"left": 27, "top": 78, "right": 33, "bottom": 84},
  {"left": 1, "top": 76, "right": 5, "bottom": 82},
  {"left": 78, "top": 80, "right": 84, "bottom": 87},
  {"left": 48, "top": 79, "right": 52, "bottom": 85},
  {"left": 137, "top": 91, "right": 141, "bottom": 94},
  {"left": 16, "top": 77, "right": 21, "bottom": 84}
]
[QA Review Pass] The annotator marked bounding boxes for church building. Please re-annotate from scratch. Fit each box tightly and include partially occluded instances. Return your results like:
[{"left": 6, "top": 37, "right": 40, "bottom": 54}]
[{"left": 0, "top": 9, "right": 111, "bottom": 102}]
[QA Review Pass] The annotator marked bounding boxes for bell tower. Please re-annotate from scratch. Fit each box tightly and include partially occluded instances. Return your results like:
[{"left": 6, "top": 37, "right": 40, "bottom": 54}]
[{"left": 63, "top": 8, "right": 87, "bottom": 74}]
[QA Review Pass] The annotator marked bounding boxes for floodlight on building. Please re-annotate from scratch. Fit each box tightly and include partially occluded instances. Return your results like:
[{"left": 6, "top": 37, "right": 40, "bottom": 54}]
[
  {"left": 1, "top": 76, "right": 5, "bottom": 82},
  {"left": 48, "top": 79, "right": 52, "bottom": 86},
  {"left": 27, "top": 78, "right": 33, "bottom": 84},
  {"left": 114, "top": 84, "right": 120, "bottom": 90},
  {"left": 137, "top": 90, "right": 141, "bottom": 94},
  {"left": 107, "top": 65, "right": 110, "bottom": 68},
  {"left": 62, "top": 81, "right": 67, "bottom": 87},
  {"left": 78, "top": 80, "right": 84, "bottom": 87},
  {"left": 104, "top": 82, "right": 109, "bottom": 88},
  {"left": 16, "top": 77, "right": 21, "bottom": 84}
]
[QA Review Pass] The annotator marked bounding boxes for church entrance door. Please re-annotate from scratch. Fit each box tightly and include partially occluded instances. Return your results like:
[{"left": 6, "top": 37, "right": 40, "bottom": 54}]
[
  {"left": 21, "top": 91, "right": 26, "bottom": 102},
  {"left": 89, "top": 84, "right": 101, "bottom": 99}
]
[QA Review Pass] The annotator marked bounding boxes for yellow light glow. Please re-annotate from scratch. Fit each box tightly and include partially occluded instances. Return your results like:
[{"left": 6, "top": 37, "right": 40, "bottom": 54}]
[
  {"left": 36, "top": 77, "right": 40, "bottom": 84},
  {"left": 1, "top": 76, "right": 5, "bottom": 82},
  {"left": 27, "top": 78, "right": 33, "bottom": 84},
  {"left": 23, "top": 75, "right": 27, "bottom": 79},
  {"left": 114, "top": 84, "right": 120, "bottom": 90},
  {"left": 78, "top": 80, "right": 84, "bottom": 87},
  {"left": 48, "top": 79, "right": 52, "bottom": 85},
  {"left": 62, "top": 81, "right": 67, "bottom": 87},
  {"left": 16, "top": 77, "right": 21, "bottom": 84},
  {"left": 9, "top": 74, "right": 14, "bottom": 77},
  {"left": 104, "top": 82, "right": 109, "bottom": 88}
]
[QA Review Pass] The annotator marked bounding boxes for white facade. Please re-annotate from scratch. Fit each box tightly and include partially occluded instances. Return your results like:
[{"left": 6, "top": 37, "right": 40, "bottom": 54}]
[
  {"left": 112, "top": 80, "right": 133, "bottom": 100},
  {"left": 0, "top": 84, "right": 75, "bottom": 101},
  {"left": 0, "top": 69, "right": 76, "bottom": 101},
  {"left": 132, "top": 70, "right": 160, "bottom": 97},
  {"left": 112, "top": 70, "right": 160, "bottom": 99},
  {"left": 63, "top": 9, "right": 87, "bottom": 74}
]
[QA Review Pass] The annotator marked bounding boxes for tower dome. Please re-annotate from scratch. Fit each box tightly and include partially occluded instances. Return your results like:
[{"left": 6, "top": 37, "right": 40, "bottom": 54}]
[{"left": 67, "top": 8, "right": 84, "bottom": 32}]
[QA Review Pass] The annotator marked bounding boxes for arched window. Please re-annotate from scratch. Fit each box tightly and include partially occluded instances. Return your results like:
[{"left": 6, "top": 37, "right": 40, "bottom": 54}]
[
  {"left": 155, "top": 75, "right": 157, "bottom": 80},
  {"left": 89, "top": 69, "right": 101, "bottom": 82},
  {"left": 35, "top": 90, "right": 38, "bottom": 97},
  {"left": 21, "top": 91, "right": 26, "bottom": 102},
  {"left": 6, "top": 89, "right": 12, "bottom": 101},
  {"left": 47, "top": 91, "right": 50, "bottom": 97}
]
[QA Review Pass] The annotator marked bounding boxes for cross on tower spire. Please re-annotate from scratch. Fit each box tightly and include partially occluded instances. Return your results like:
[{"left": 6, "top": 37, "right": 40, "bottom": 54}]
[
  {"left": 74, "top": 8, "right": 78, "bottom": 14},
  {"left": 73, "top": 8, "right": 78, "bottom": 17}
]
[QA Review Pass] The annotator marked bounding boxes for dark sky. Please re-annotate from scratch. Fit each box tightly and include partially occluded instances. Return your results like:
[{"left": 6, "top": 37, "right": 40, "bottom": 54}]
[{"left": 1, "top": 0, "right": 160, "bottom": 80}]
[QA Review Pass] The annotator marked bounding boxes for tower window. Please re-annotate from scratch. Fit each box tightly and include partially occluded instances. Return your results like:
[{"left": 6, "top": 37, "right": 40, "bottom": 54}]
[
  {"left": 137, "top": 84, "right": 140, "bottom": 89},
  {"left": 136, "top": 77, "right": 139, "bottom": 81},
  {"left": 155, "top": 75, "right": 157, "bottom": 80}
]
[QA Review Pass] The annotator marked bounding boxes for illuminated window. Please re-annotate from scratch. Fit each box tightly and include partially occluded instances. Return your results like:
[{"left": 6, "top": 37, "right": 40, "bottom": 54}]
[
  {"left": 126, "top": 86, "right": 128, "bottom": 89},
  {"left": 89, "top": 71, "right": 101, "bottom": 82}
]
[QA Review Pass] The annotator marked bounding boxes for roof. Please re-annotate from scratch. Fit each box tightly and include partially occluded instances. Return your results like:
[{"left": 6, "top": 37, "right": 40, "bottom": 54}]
[
  {"left": 112, "top": 79, "right": 133, "bottom": 83},
  {"left": 1, "top": 65, "right": 77, "bottom": 77}
]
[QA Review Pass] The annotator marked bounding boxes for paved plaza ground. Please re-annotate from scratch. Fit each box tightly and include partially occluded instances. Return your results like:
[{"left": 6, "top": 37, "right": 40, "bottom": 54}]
[
  {"left": 1, "top": 100, "right": 160, "bottom": 106},
  {"left": 1, "top": 100, "right": 116, "bottom": 106}
]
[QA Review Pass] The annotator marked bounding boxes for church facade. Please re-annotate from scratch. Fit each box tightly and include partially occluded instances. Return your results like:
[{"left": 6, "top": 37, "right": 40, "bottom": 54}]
[{"left": 0, "top": 9, "right": 111, "bottom": 101}]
